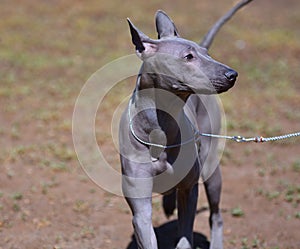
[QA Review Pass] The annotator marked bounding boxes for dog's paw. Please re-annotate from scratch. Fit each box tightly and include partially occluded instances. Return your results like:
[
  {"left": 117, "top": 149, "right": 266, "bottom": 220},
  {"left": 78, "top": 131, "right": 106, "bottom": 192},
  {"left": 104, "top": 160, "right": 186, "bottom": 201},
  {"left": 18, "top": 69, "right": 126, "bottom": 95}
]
[{"left": 175, "top": 237, "right": 192, "bottom": 249}]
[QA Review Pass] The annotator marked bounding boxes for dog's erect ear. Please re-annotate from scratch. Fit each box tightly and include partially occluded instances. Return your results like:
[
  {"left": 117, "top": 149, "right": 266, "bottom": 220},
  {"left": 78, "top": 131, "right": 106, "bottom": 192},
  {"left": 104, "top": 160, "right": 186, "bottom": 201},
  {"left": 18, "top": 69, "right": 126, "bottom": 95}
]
[
  {"left": 127, "top": 18, "right": 147, "bottom": 53},
  {"left": 127, "top": 18, "right": 158, "bottom": 59},
  {"left": 155, "top": 10, "right": 179, "bottom": 39}
]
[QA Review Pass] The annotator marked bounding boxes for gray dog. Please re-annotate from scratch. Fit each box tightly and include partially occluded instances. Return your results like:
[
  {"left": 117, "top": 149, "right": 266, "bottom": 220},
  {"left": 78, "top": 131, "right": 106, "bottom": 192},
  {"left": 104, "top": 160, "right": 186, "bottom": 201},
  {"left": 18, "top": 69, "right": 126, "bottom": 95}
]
[{"left": 119, "top": 2, "right": 252, "bottom": 248}]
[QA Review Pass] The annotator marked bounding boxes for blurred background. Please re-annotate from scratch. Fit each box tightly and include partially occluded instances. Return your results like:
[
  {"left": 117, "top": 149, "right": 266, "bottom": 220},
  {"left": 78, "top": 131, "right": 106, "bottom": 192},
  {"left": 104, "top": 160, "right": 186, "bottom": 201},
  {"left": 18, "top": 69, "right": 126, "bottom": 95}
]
[{"left": 0, "top": 0, "right": 299, "bottom": 248}]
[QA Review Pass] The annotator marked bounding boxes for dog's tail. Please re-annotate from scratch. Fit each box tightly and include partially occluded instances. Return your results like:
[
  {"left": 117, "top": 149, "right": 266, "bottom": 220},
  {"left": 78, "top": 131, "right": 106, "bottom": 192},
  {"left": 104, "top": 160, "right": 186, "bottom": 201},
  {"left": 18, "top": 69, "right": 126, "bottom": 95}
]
[{"left": 162, "top": 189, "right": 177, "bottom": 218}]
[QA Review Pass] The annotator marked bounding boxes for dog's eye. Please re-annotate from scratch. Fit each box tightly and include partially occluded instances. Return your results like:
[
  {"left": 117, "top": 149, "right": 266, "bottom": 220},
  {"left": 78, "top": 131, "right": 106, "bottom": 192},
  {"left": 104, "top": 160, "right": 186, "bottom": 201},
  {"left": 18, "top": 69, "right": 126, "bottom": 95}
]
[{"left": 184, "top": 53, "right": 194, "bottom": 61}]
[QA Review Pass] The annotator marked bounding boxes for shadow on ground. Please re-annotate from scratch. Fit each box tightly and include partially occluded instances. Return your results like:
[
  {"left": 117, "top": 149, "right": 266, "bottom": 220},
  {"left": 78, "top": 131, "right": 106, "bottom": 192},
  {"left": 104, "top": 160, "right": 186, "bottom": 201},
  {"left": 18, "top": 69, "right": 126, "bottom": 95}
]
[{"left": 126, "top": 219, "right": 210, "bottom": 249}]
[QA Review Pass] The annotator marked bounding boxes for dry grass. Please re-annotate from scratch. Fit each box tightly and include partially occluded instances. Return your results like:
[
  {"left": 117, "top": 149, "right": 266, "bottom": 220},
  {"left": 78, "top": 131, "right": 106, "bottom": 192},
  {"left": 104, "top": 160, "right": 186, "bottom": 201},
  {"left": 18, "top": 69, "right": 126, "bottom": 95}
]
[{"left": 0, "top": 0, "right": 299, "bottom": 248}]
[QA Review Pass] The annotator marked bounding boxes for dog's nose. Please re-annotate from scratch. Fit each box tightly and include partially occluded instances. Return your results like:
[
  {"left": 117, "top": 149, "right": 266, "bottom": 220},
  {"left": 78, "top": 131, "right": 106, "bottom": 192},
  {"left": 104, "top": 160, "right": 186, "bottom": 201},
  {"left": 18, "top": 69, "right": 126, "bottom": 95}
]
[{"left": 225, "top": 70, "right": 238, "bottom": 82}]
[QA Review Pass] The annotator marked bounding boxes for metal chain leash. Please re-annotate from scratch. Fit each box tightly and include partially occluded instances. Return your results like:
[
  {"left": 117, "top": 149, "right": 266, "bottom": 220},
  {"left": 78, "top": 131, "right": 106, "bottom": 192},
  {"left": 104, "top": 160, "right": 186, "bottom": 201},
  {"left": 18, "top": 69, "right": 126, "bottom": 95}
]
[
  {"left": 128, "top": 97, "right": 300, "bottom": 148},
  {"left": 198, "top": 131, "right": 300, "bottom": 143}
]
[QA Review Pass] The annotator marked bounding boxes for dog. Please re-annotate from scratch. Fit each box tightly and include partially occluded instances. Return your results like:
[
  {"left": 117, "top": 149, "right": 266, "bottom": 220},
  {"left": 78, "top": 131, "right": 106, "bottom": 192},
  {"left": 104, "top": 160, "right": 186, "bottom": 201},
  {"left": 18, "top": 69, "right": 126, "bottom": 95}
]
[{"left": 119, "top": 4, "right": 246, "bottom": 248}]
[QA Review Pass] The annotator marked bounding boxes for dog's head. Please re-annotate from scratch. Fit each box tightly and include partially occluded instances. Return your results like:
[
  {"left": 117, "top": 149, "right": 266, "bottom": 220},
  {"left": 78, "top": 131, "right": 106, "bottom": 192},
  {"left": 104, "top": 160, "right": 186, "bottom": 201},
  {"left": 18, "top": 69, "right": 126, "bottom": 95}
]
[{"left": 128, "top": 10, "right": 237, "bottom": 95}]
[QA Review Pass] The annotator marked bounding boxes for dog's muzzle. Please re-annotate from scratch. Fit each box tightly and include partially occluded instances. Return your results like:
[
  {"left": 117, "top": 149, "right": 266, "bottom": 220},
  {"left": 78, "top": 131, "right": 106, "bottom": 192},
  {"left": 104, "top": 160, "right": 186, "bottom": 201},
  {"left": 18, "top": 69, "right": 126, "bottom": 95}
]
[{"left": 214, "top": 69, "right": 238, "bottom": 93}]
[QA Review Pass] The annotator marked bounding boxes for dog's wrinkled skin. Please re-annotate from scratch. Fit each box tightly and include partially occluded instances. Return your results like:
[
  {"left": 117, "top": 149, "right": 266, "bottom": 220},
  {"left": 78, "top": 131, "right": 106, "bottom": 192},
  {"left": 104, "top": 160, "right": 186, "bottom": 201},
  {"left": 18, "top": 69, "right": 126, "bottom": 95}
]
[{"left": 119, "top": 11, "right": 237, "bottom": 249}]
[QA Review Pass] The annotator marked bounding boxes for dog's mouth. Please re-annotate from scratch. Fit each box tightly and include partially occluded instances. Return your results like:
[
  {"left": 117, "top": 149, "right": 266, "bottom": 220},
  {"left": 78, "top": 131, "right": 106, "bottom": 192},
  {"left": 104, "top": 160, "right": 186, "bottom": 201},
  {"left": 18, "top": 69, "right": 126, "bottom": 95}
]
[
  {"left": 211, "top": 77, "right": 237, "bottom": 94},
  {"left": 210, "top": 68, "right": 238, "bottom": 93},
  {"left": 175, "top": 74, "right": 237, "bottom": 95}
]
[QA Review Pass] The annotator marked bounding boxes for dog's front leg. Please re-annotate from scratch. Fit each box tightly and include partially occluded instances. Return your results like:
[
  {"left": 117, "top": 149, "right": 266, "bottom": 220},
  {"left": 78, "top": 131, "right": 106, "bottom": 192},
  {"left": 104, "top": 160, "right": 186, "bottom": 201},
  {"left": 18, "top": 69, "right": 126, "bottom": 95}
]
[
  {"left": 126, "top": 196, "right": 157, "bottom": 249},
  {"left": 176, "top": 182, "right": 199, "bottom": 249},
  {"left": 122, "top": 171, "right": 157, "bottom": 249}
]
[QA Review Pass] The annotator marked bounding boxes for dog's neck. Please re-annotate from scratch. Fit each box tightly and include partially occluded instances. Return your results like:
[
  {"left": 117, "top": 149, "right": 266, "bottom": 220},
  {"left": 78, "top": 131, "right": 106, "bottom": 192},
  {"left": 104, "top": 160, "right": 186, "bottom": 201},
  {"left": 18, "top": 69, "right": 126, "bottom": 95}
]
[{"left": 130, "top": 73, "right": 190, "bottom": 146}]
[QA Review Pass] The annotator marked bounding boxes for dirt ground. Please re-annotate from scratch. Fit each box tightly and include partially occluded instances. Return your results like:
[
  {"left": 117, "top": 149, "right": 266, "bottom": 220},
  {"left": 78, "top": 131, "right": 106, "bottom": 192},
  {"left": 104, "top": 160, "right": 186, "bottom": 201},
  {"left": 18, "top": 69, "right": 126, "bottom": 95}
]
[{"left": 0, "top": 0, "right": 299, "bottom": 248}]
